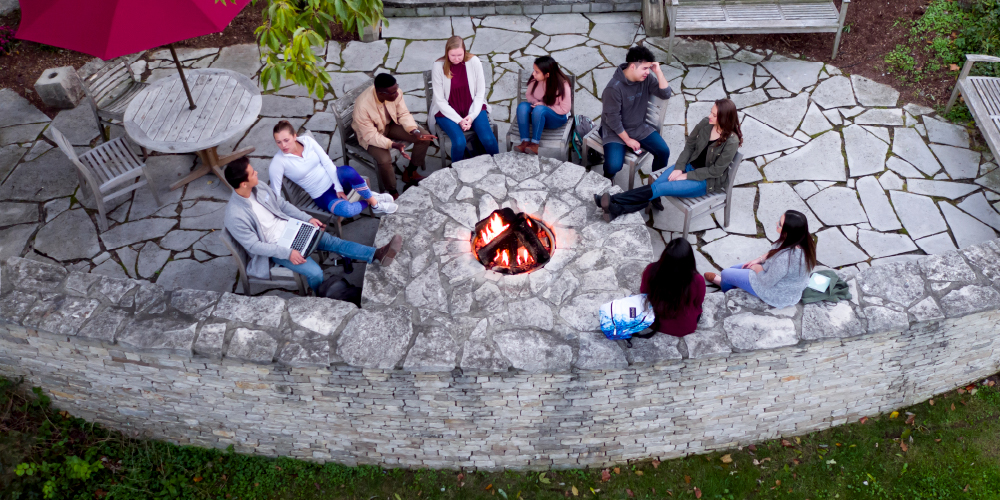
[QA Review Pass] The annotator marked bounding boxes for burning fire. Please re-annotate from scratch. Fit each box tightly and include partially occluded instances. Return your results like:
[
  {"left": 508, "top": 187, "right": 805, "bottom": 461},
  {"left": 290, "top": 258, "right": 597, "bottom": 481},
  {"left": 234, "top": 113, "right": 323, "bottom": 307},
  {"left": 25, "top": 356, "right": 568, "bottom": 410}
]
[
  {"left": 479, "top": 213, "right": 509, "bottom": 247},
  {"left": 516, "top": 246, "right": 534, "bottom": 266},
  {"left": 495, "top": 249, "right": 510, "bottom": 267}
]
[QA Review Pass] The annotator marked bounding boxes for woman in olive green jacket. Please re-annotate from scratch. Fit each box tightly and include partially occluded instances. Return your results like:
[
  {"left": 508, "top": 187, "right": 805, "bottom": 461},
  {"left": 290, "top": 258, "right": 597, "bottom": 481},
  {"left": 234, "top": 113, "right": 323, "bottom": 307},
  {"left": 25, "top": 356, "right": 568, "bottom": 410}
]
[{"left": 596, "top": 98, "right": 742, "bottom": 222}]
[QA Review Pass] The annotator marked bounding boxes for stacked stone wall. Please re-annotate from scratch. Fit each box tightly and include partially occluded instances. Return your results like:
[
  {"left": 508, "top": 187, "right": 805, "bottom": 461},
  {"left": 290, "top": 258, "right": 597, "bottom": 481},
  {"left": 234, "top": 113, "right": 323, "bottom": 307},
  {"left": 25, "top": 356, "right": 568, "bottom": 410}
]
[{"left": 2, "top": 240, "right": 1000, "bottom": 470}]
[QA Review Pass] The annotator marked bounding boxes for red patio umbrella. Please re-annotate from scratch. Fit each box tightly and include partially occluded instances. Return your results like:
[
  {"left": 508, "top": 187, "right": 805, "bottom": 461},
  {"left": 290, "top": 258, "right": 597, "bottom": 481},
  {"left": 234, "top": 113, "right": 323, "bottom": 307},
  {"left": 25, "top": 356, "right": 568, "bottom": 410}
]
[{"left": 17, "top": 0, "right": 253, "bottom": 108}]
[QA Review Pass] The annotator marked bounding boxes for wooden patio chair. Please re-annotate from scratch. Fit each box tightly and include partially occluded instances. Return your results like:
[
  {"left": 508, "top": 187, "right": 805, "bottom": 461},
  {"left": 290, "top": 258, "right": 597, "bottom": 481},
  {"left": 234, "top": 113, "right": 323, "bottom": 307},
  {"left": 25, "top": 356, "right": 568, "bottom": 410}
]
[
  {"left": 218, "top": 228, "right": 308, "bottom": 296},
  {"left": 81, "top": 56, "right": 148, "bottom": 142},
  {"left": 332, "top": 78, "right": 383, "bottom": 188},
  {"left": 945, "top": 54, "right": 1000, "bottom": 163},
  {"left": 422, "top": 70, "right": 499, "bottom": 167},
  {"left": 648, "top": 152, "right": 744, "bottom": 239},
  {"left": 505, "top": 69, "right": 576, "bottom": 161},
  {"left": 47, "top": 126, "right": 161, "bottom": 232},
  {"left": 581, "top": 95, "right": 671, "bottom": 190}
]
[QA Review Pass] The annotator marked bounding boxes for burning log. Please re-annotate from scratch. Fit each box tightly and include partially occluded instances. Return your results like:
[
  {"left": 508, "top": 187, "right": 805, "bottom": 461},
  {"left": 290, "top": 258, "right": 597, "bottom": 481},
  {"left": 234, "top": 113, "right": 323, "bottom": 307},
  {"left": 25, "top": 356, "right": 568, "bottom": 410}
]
[{"left": 471, "top": 208, "right": 554, "bottom": 275}]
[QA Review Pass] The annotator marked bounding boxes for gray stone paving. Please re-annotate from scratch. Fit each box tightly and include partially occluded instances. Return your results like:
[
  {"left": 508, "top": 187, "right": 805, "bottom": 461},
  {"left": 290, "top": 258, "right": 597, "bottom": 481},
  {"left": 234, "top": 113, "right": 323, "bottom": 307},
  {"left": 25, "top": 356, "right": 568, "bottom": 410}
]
[{"left": 0, "top": 17, "right": 996, "bottom": 300}]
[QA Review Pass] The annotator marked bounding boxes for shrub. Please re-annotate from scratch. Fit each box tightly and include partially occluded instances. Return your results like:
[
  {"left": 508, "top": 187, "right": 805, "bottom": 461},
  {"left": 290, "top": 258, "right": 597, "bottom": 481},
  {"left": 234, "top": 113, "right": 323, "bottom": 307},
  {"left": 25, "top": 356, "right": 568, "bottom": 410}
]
[{"left": 0, "top": 25, "right": 17, "bottom": 56}]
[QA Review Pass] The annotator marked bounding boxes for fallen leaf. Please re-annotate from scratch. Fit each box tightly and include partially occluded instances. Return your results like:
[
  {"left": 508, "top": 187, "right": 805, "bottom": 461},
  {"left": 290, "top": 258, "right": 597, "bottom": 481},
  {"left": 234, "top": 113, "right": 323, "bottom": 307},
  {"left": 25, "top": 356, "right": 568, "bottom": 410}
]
[
  {"left": 652, "top": 460, "right": 660, "bottom": 469},
  {"left": 958, "top": 388, "right": 966, "bottom": 394},
  {"left": 935, "top": 439, "right": 942, "bottom": 442},
  {"left": 666, "top": 491, "right": 673, "bottom": 497},
  {"left": 781, "top": 439, "right": 795, "bottom": 448},
  {"left": 951, "top": 403, "right": 956, "bottom": 411},
  {"left": 964, "top": 485, "right": 970, "bottom": 492},
  {"left": 929, "top": 399, "right": 935, "bottom": 406},
  {"left": 762, "top": 457, "right": 772, "bottom": 462},
  {"left": 970, "top": 388, "right": 978, "bottom": 396},
  {"left": 613, "top": 467, "right": 620, "bottom": 475},
  {"left": 901, "top": 442, "right": 908, "bottom": 452},
  {"left": 753, "top": 459, "right": 760, "bottom": 466},
  {"left": 776, "top": 480, "right": 782, "bottom": 486},
  {"left": 793, "top": 459, "right": 801, "bottom": 465},
  {"left": 486, "top": 484, "right": 493, "bottom": 490},
  {"left": 626, "top": 489, "right": 634, "bottom": 498},
  {"left": 859, "top": 417, "right": 869, "bottom": 424},
  {"left": 721, "top": 454, "right": 733, "bottom": 464},
  {"left": 193, "top": 476, "right": 203, "bottom": 483},
  {"left": 601, "top": 470, "right": 611, "bottom": 482},
  {"left": 890, "top": 411, "right": 899, "bottom": 419},
  {"left": 794, "top": 437, "right": 801, "bottom": 444},
  {"left": 571, "top": 485, "right": 578, "bottom": 497},
  {"left": 988, "top": 381, "right": 995, "bottom": 387},
  {"left": 694, "top": 487, "right": 702, "bottom": 499},
  {"left": 684, "top": 475, "right": 692, "bottom": 484},
  {"left": 748, "top": 444, "right": 757, "bottom": 451},
  {"left": 905, "top": 414, "right": 916, "bottom": 425},
  {"left": 635, "top": 470, "right": 644, "bottom": 476},
  {"left": 457, "top": 473, "right": 464, "bottom": 482}
]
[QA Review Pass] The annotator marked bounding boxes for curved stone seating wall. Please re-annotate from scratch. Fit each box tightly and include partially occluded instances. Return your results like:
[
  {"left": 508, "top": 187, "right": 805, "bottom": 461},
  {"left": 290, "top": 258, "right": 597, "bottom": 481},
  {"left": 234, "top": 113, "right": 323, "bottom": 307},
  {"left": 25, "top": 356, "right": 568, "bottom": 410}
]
[{"left": 2, "top": 238, "right": 1000, "bottom": 469}]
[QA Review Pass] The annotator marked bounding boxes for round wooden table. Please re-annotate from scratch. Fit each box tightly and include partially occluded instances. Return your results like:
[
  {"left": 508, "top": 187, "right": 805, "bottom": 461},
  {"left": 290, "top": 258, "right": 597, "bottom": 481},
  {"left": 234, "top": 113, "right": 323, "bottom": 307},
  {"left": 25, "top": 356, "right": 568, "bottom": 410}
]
[{"left": 124, "top": 68, "right": 262, "bottom": 191}]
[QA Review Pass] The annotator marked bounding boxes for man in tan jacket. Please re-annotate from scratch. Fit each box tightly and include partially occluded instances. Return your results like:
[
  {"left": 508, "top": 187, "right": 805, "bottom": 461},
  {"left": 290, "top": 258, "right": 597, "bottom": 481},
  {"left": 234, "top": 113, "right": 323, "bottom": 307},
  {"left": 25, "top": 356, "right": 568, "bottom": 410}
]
[{"left": 352, "top": 73, "right": 435, "bottom": 198}]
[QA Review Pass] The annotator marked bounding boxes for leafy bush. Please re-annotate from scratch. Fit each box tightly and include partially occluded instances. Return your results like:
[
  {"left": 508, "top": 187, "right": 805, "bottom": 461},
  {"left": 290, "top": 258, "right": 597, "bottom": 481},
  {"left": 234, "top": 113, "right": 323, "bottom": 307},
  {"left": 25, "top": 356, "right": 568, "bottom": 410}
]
[
  {"left": 0, "top": 25, "right": 18, "bottom": 56},
  {"left": 884, "top": 44, "right": 917, "bottom": 74},
  {"left": 911, "top": 0, "right": 1000, "bottom": 76}
]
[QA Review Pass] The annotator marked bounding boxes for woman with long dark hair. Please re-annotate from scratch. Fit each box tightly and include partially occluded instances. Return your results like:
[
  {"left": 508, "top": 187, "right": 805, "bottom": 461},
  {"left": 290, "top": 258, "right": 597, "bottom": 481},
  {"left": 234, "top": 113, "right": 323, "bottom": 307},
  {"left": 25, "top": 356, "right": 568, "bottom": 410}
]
[
  {"left": 596, "top": 98, "right": 742, "bottom": 222},
  {"left": 705, "top": 210, "right": 817, "bottom": 308},
  {"left": 514, "top": 56, "right": 572, "bottom": 155},
  {"left": 429, "top": 36, "right": 498, "bottom": 162},
  {"left": 639, "top": 238, "right": 706, "bottom": 337}
]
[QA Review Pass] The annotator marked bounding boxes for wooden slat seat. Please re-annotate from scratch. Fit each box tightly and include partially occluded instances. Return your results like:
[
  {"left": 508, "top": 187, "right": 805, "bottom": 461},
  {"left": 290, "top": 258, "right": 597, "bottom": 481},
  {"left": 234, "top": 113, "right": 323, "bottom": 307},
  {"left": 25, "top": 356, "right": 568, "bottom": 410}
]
[
  {"left": 946, "top": 55, "right": 1000, "bottom": 165},
  {"left": 219, "top": 228, "right": 308, "bottom": 296},
  {"left": 664, "top": 0, "right": 850, "bottom": 60},
  {"left": 504, "top": 69, "right": 577, "bottom": 161},
  {"left": 82, "top": 56, "right": 148, "bottom": 142},
  {"left": 48, "top": 126, "right": 162, "bottom": 232}
]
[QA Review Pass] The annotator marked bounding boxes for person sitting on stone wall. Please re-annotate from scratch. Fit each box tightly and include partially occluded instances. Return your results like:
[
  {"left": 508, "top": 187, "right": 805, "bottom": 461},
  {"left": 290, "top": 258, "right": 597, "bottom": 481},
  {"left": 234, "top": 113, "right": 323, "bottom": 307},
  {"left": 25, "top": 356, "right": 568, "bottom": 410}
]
[
  {"left": 430, "top": 36, "right": 499, "bottom": 162},
  {"left": 596, "top": 98, "right": 742, "bottom": 222},
  {"left": 269, "top": 120, "right": 398, "bottom": 218},
  {"left": 513, "top": 55, "right": 572, "bottom": 155},
  {"left": 599, "top": 45, "right": 673, "bottom": 183},
  {"left": 704, "top": 210, "right": 816, "bottom": 308},
  {"left": 352, "top": 73, "right": 436, "bottom": 199},
  {"left": 222, "top": 157, "right": 402, "bottom": 292},
  {"left": 634, "top": 238, "right": 706, "bottom": 339}
]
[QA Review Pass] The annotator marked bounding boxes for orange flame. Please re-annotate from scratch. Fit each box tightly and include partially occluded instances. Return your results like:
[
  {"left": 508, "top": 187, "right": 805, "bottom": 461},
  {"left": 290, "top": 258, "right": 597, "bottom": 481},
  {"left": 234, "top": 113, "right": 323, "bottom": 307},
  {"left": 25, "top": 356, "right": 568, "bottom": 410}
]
[
  {"left": 479, "top": 213, "right": 509, "bottom": 246},
  {"left": 495, "top": 249, "right": 510, "bottom": 267},
  {"left": 516, "top": 247, "right": 534, "bottom": 267}
]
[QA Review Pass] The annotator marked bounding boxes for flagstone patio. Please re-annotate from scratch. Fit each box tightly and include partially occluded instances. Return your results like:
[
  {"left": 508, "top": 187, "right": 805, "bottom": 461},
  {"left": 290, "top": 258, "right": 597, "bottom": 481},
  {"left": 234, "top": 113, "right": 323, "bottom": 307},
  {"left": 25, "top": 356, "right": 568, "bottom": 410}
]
[{"left": 0, "top": 13, "right": 998, "bottom": 296}]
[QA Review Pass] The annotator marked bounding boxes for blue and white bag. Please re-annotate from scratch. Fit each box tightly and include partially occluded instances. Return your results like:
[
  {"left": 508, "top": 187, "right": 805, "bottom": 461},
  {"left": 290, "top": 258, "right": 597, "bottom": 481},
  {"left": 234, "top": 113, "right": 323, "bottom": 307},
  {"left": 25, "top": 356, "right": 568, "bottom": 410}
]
[{"left": 599, "top": 294, "right": 655, "bottom": 340}]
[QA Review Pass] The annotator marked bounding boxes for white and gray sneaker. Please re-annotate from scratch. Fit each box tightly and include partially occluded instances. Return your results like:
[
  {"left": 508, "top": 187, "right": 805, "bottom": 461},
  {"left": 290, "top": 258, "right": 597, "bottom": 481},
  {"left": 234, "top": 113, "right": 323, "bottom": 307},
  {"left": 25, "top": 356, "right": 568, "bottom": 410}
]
[
  {"left": 374, "top": 192, "right": 395, "bottom": 205},
  {"left": 371, "top": 200, "right": 398, "bottom": 215}
]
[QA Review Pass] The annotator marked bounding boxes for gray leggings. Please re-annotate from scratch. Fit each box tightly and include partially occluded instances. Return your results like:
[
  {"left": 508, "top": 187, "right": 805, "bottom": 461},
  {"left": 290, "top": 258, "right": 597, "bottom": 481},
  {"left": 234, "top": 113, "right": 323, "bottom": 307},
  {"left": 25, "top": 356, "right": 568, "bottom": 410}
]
[{"left": 720, "top": 264, "right": 758, "bottom": 297}]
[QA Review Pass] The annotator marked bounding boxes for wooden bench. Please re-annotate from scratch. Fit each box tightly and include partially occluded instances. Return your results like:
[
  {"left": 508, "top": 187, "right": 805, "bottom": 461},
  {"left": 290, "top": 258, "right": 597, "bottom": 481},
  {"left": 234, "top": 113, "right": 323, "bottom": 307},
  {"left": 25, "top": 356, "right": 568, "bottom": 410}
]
[
  {"left": 945, "top": 54, "right": 1000, "bottom": 165},
  {"left": 649, "top": 0, "right": 850, "bottom": 60}
]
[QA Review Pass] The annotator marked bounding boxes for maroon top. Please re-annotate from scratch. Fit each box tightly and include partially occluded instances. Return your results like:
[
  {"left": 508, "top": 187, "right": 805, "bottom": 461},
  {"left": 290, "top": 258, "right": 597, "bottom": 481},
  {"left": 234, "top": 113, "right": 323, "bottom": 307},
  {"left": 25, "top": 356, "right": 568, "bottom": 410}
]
[
  {"left": 435, "top": 61, "right": 486, "bottom": 119},
  {"left": 639, "top": 264, "right": 706, "bottom": 337}
]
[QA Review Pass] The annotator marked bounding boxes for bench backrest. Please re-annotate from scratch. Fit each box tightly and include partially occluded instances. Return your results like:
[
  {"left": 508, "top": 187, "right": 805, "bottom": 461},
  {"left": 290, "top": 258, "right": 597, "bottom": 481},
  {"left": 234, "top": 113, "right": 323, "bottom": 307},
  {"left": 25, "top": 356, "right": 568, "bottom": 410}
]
[
  {"left": 332, "top": 78, "right": 375, "bottom": 158},
  {"left": 516, "top": 68, "right": 578, "bottom": 119}
]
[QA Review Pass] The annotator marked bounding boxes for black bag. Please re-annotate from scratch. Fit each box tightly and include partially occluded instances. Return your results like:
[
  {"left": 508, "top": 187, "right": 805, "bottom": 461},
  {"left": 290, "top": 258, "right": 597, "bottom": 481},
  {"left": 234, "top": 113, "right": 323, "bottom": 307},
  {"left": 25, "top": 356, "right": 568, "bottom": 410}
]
[{"left": 317, "top": 276, "right": 361, "bottom": 306}]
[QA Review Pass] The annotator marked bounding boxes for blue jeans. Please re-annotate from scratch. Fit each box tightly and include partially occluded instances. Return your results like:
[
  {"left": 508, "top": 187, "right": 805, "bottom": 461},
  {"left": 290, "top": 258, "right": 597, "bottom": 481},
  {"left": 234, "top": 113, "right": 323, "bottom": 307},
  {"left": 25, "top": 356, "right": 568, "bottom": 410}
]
[
  {"left": 651, "top": 164, "right": 708, "bottom": 199},
  {"left": 436, "top": 112, "right": 499, "bottom": 162},
  {"left": 720, "top": 264, "right": 758, "bottom": 297},
  {"left": 313, "top": 165, "right": 372, "bottom": 218},
  {"left": 602, "top": 131, "right": 670, "bottom": 178},
  {"left": 272, "top": 232, "right": 376, "bottom": 291},
  {"left": 516, "top": 102, "right": 569, "bottom": 143}
]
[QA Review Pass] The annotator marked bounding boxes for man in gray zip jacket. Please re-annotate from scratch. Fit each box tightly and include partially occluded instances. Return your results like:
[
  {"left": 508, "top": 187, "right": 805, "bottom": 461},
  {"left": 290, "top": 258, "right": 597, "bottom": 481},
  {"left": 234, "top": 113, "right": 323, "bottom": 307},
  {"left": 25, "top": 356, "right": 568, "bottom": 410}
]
[{"left": 222, "top": 157, "right": 402, "bottom": 292}]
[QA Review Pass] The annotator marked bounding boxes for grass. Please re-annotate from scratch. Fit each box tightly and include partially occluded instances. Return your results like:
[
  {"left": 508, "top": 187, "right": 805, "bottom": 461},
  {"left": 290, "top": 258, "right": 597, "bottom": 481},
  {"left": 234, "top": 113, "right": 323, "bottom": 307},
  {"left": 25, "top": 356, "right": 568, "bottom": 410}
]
[{"left": 3, "top": 375, "right": 1000, "bottom": 499}]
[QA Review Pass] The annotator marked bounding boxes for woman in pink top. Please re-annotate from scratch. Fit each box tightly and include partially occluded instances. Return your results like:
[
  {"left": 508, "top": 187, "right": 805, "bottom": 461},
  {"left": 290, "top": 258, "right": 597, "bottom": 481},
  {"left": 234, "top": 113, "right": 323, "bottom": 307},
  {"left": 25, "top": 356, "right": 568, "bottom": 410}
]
[{"left": 514, "top": 56, "right": 572, "bottom": 155}]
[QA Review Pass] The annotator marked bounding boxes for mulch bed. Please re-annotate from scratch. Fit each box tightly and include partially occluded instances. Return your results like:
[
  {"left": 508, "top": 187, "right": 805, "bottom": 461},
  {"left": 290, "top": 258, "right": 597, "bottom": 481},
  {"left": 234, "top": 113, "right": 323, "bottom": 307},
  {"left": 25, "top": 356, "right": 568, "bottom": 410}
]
[
  {"left": 0, "top": 5, "right": 357, "bottom": 118},
  {"left": 701, "top": 0, "right": 952, "bottom": 110}
]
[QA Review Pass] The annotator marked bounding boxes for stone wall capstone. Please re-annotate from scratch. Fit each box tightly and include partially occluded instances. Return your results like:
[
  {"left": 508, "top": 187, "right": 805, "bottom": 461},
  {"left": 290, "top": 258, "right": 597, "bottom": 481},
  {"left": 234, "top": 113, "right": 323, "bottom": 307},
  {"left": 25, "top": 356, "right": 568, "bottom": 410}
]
[{"left": 2, "top": 239, "right": 1000, "bottom": 469}]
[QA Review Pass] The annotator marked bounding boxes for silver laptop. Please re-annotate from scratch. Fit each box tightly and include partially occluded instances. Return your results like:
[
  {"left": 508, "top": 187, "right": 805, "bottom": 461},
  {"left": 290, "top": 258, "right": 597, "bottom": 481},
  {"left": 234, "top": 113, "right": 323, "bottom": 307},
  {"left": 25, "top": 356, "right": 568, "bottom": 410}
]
[{"left": 275, "top": 219, "right": 322, "bottom": 258}]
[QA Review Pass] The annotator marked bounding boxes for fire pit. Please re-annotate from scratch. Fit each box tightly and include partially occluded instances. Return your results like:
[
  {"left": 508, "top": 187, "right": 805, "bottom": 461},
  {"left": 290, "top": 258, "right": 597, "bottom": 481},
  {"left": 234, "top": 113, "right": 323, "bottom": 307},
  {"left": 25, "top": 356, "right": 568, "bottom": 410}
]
[{"left": 471, "top": 208, "right": 554, "bottom": 275}]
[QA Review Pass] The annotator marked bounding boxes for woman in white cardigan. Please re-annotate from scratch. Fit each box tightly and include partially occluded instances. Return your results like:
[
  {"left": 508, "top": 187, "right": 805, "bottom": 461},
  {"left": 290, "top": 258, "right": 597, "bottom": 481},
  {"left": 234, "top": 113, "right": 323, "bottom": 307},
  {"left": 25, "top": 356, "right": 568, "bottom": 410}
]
[{"left": 429, "top": 36, "right": 499, "bottom": 162}]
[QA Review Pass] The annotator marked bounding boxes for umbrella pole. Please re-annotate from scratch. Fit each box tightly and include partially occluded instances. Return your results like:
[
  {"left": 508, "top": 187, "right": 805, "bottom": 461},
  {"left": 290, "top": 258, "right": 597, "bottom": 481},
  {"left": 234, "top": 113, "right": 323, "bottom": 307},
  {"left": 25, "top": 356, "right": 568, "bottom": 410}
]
[{"left": 169, "top": 44, "right": 197, "bottom": 110}]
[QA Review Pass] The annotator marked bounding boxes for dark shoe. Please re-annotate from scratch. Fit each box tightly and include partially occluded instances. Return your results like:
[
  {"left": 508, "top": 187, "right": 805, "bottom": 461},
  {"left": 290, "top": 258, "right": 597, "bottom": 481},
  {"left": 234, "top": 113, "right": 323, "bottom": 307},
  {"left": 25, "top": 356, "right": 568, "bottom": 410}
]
[
  {"left": 524, "top": 143, "right": 539, "bottom": 155},
  {"left": 401, "top": 169, "right": 425, "bottom": 185},
  {"left": 633, "top": 331, "right": 657, "bottom": 340},
  {"left": 514, "top": 141, "right": 530, "bottom": 153},
  {"left": 704, "top": 272, "right": 719, "bottom": 286},
  {"left": 374, "top": 235, "right": 403, "bottom": 266},
  {"left": 600, "top": 193, "right": 610, "bottom": 211},
  {"left": 594, "top": 194, "right": 602, "bottom": 208},
  {"left": 342, "top": 257, "right": 354, "bottom": 274},
  {"left": 651, "top": 197, "right": 664, "bottom": 211}
]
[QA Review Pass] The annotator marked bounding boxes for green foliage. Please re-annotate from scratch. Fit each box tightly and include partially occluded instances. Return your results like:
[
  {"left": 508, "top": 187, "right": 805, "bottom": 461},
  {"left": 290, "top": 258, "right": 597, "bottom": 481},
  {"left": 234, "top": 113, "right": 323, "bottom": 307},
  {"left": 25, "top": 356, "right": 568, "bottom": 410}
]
[
  {"left": 216, "top": 0, "right": 386, "bottom": 99},
  {"left": 884, "top": 45, "right": 917, "bottom": 74},
  {"left": 909, "top": 0, "right": 1000, "bottom": 77}
]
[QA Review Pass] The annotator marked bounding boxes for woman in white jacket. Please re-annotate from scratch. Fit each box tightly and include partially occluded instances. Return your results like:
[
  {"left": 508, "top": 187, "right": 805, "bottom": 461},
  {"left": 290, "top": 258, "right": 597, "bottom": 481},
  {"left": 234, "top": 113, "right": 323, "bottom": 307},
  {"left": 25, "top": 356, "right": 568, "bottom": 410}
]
[{"left": 430, "top": 36, "right": 499, "bottom": 162}]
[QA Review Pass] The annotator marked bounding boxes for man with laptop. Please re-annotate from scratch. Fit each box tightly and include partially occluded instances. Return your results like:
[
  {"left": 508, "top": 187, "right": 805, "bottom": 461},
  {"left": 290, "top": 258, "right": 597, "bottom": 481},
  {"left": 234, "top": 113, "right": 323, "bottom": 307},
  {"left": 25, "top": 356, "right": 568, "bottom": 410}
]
[{"left": 223, "top": 157, "right": 402, "bottom": 292}]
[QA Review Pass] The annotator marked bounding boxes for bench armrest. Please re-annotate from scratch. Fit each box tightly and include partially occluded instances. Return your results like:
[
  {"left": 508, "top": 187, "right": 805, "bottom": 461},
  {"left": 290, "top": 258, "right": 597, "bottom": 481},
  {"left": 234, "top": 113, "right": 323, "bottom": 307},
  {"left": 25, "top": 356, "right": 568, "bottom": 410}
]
[
  {"left": 671, "top": 0, "right": 678, "bottom": 5},
  {"left": 967, "top": 54, "right": 1000, "bottom": 64}
]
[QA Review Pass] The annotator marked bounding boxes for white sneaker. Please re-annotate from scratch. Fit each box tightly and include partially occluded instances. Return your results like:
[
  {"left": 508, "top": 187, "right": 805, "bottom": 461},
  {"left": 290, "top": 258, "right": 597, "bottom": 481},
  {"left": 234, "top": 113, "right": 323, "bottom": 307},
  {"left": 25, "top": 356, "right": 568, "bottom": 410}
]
[
  {"left": 371, "top": 200, "right": 398, "bottom": 215},
  {"left": 375, "top": 192, "right": 395, "bottom": 204}
]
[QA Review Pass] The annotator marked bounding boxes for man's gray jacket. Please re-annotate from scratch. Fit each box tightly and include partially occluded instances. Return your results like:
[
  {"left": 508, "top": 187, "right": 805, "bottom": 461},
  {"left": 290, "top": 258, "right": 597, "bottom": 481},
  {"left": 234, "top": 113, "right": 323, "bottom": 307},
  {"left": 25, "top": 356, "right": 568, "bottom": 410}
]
[{"left": 223, "top": 183, "right": 311, "bottom": 279}]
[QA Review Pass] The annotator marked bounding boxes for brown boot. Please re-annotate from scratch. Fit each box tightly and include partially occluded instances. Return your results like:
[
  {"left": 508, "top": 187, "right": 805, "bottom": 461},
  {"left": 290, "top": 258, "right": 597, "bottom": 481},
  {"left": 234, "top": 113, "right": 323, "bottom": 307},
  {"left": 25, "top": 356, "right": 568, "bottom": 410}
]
[
  {"left": 524, "top": 143, "right": 539, "bottom": 155},
  {"left": 401, "top": 168, "right": 425, "bottom": 185},
  {"left": 374, "top": 235, "right": 403, "bottom": 266},
  {"left": 704, "top": 272, "right": 720, "bottom": 286},
  {"left": 514, "top": 140, "right": 530, "bottom": 153}
]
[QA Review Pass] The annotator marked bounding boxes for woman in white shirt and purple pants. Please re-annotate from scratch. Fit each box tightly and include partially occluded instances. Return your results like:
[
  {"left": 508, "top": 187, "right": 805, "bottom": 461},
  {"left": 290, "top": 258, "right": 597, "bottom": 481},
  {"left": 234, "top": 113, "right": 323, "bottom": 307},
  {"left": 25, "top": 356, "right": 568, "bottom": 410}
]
[{"left": 268, "top": 120, "right": 397, "bottom": 218}]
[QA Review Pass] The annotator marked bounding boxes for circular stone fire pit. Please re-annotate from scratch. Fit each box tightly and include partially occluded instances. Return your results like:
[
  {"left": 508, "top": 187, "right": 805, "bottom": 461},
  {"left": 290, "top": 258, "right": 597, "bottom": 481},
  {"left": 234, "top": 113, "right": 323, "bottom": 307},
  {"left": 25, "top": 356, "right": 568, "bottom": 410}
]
[
  {"left": 471, "top": 208, "right": 554, "bottom": 275},
  {"left": 359, "top": 152, "right": 654, "bottom": 373}
]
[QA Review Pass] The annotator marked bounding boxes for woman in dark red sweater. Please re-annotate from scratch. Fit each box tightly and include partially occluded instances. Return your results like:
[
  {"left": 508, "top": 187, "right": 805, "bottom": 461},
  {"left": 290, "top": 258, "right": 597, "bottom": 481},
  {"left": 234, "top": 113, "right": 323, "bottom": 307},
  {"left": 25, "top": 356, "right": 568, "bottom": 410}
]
[{"left": 639, "top": 238, "right": 706, "bottom": 337}]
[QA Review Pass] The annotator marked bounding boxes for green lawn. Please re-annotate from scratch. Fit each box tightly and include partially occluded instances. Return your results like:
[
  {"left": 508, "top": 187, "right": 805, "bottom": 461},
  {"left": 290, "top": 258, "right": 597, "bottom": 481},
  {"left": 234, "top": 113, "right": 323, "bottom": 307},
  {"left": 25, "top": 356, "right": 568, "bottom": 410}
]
[{"left": 3, "top": 375, "right": 1000, "bottom": 500}]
